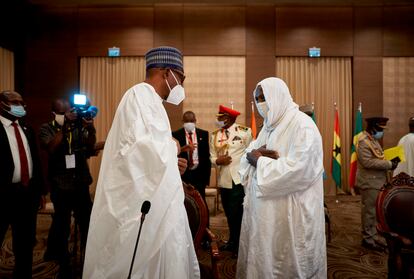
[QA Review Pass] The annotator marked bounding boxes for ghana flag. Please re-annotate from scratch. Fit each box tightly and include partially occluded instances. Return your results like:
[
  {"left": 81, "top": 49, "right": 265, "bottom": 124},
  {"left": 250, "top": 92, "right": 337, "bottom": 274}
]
[
  {"left": 332, "top": 108, "right": 341, "bottom": 188},
  {"left": 349, "top": 104, "right": 363, "bottom": 189}
]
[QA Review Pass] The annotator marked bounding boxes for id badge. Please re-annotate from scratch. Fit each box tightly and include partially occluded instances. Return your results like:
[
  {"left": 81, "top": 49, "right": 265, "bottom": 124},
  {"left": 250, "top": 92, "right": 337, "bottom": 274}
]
[{"left": 65, "top": 154, "right": 76, "bottom": 169}]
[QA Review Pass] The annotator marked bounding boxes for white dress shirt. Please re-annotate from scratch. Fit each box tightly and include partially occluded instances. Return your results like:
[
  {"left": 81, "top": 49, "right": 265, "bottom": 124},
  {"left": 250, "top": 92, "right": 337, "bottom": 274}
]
[{"left": 0, "top": 114, "right": 33, "bottom": 183}]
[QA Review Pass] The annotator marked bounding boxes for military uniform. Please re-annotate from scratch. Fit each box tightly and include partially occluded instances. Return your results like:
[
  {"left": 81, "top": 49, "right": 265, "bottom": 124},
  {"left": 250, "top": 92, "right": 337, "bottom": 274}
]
[
  {"left": 356, "top": 130, "right": 393, "bottom": 247},
  {"left": 210, "top": 122, "right": 252, "bottom": 251}
]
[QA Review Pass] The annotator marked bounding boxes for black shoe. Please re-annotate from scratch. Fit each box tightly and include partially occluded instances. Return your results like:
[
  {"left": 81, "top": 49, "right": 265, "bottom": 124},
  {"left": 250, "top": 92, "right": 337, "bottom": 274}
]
[
  {"left": 201, "top": 240, "right": 211, "bottom": 250},
  {"left": 57, "top": 263, "right": 73, "bottom": 279},
  {"left": 220, "top": 242, "right": 235, "bottom": 251},
  {"left": 362, "top": 240, "right": 385, "bottom": 252},
  {"left": 43, "top": 250, "right": 59, "bottom": 262}
]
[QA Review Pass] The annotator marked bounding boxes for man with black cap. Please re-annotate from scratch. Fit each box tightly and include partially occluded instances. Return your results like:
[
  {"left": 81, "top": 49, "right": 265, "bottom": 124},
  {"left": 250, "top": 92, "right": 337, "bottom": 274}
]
[
  {"left": 83, "top": 46, "right": 199, "bottom": 279},
  {"left": 394, "top": 117, "right": 414, "bottom": 177},
  {"left": 356, "top": 116, "right": 400, "bottom": 251},
  {"left": 210, "top": 105, "right": 252, "bottom": 257}
]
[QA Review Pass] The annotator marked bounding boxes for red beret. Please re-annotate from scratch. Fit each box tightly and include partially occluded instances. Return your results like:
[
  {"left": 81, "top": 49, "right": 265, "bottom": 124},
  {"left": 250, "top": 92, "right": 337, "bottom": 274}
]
[{"left": 217, "top": 105, "right": 240, "bottom": 118}]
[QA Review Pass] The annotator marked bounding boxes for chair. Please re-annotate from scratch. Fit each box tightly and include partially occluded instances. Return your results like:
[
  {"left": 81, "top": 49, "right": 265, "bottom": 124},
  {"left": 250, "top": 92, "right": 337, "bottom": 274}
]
[
  {"left": 183, "top": 182, "right": 221, "bottom": 279},
  {"left": 205, "top": 167, "right": 220, "bottom": 215},
  {"left": 376, "top": 172, "right": 414, "bottom": 278}
]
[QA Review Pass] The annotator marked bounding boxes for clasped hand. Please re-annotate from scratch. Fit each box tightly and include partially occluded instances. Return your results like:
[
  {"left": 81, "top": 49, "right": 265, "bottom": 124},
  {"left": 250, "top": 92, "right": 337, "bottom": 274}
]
[
  {"left": 246, "top": 145, "right": 279, "bottom": 167},
  {"left": 216, "top": 152, "right": 232, "bottom": 166}
]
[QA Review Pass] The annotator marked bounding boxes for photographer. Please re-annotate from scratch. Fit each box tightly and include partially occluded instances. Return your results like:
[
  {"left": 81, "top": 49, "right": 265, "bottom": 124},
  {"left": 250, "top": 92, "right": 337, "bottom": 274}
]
[{"left": 39, "top": 98, "right": 96, "bottom": 278}]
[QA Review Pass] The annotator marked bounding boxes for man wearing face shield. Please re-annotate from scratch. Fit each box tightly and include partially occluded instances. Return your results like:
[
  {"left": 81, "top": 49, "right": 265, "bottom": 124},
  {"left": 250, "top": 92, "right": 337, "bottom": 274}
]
[
  {"left": 210, "top": 105, "right": 252, "bottom": 257},
  {"left": 0, "top": 90, "right": 45, "bottom": 278},
  {"left": 237, "top": 78, "right": 327, "bottom": 278},
  {"left": 173, "top": 111, "right": 211, "bottom": 202},
  {"left": 356, "top": 117, "right": 399, "bottom": 251},
  {"left": 83, "top": 46, "right": 200, "bottom": 279}
]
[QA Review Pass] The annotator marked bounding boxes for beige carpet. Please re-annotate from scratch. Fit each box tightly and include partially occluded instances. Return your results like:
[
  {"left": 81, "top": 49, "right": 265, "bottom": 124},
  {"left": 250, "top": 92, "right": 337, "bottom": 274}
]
[{"left": 0, "top": 195, "right": 388, "bottom": 278}]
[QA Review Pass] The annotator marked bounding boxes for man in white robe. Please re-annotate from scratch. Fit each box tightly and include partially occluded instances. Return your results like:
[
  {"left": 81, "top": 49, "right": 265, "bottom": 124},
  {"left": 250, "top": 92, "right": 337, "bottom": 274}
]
[
  {"left": 394, "top": 117, "right": 414, "bottom": 177},
  {"left": 237, "top": 77, "right": 327, "bottom": 279},
  {"left": 83, "top": 46, "right": 200, "bottom": 279}
]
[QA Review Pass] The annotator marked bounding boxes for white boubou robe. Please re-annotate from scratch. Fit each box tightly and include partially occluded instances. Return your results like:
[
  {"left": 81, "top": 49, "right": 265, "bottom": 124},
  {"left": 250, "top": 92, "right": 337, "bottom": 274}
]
[
  {"left": 394, "top": 133, "right": 414, "bottom": 177},
  {"left": 83, "top": 83, "right": 200, "bottom": 279},
  {"left": 237, "top": 78, "right": 327, "bottom": 279}
]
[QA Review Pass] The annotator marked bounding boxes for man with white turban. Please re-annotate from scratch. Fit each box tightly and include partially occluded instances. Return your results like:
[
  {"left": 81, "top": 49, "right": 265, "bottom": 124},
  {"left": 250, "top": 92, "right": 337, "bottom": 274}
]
[
  {"left": 83, "top": 46, "right": 199, "bottom": 279},
  {"left": 237, "top": 77, "right": 327, "bottom": 278}
]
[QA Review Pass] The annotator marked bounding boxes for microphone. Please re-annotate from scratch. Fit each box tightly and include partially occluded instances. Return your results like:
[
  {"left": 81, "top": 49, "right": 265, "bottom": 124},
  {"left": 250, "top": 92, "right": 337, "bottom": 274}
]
[{"left": 127, "top": 201, "right": 151, "bottom": 279}]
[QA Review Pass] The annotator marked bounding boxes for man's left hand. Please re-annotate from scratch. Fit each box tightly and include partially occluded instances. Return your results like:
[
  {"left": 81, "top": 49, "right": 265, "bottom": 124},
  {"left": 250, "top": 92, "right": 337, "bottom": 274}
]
[
  {"left": 178, "top": 158, "right": 188, "bottom": 175},
  {"left": 246, "top": 149, "right": 262, "bottom": 167}
]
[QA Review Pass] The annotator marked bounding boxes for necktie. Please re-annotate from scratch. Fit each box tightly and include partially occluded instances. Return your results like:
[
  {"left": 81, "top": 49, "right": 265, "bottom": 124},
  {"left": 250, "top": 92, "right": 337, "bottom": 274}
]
[
  {"left": 11, "top": 122, "right": 30, "bottom": 186},
  {"left": 188, "top": 132, "right": 194, "bottom": 168}
]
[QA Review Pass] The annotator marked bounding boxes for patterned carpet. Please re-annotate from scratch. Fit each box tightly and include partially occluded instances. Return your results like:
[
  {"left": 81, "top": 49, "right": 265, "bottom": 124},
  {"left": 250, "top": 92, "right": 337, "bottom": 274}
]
[{"left": 0, "top": 195, "right": 389, "bottom": 278}]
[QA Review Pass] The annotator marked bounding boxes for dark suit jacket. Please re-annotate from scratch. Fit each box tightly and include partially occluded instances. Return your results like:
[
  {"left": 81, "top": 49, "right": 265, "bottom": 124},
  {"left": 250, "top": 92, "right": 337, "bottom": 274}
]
[
  {"left": 0, "top": 119, "right": 44, "bottom": 201},
  {"left": 172, "top": 127, "right": 211, "bottom": 188}
]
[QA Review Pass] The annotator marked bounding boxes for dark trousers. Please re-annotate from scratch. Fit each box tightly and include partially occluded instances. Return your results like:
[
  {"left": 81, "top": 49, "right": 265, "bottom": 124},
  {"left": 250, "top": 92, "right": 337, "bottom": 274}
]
[
  {"left": 220, "top": 182, "right": 245, "bottom": 248},
  {"left": 45, "top": 185, "right": 92, "bottom": 265},
  {"left": 0, "top": 184, "right": 38, "bottom": 279}
]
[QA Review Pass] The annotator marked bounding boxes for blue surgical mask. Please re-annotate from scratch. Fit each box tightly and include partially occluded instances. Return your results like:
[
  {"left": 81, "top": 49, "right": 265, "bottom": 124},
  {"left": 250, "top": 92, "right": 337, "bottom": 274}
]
[
  {"left": 2, "top": 102, "right": 26, "bottom": 118},
  {"left": 373, "top": 131, "right": 384, "bottom": 139},
  {"left": 216, "top": 120, "right": 225, "bottom": 128}
]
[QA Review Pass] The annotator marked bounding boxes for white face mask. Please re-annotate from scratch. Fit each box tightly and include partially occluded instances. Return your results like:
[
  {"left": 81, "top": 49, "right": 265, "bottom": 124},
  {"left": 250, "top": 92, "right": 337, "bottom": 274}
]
[
  {"left": 216, "top": 120, "right": 225, "bottom": 128},
  {"left": 54, "top": 113, "right": 65, "bottom": 126},
  {"left": 183, "top": 122, "right": 196, "bottom": 133},
  {"left": 165, "top": 70, "right": 185, "bottom": 106},
  {"left": 256, "top": 101, "right": 269, "bottom": 119}
]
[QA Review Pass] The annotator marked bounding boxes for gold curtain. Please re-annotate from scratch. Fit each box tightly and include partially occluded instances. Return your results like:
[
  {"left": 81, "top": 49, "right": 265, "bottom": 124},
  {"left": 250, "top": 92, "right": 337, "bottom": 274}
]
[
  {"left": 183, "top": 56, "right": 246, "bottom": 132},
  {"left": 383, "top": 57, "right": 414, "bottom": 148},
  {"left": 80, "top": 57, "right": 146, "bottom": 195},
  {"left": 0, "top": 47, "right": 14, "bottom": 91},
  {"left": 276, "top": 57, "right": 352, "bottom": 195}
]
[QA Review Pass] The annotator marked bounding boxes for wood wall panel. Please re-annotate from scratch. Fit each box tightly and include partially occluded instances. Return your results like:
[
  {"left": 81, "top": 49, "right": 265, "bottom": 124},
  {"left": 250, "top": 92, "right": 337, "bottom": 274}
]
[
  {"left": 353, "top": 57, "right": 383, "bottom": 120},
  {"left": 154, "top": 5, "right": 183, "bottom": 50},
  {"left": 354, "top": 7, "right": 382, "bottom": 57},
  {"left": 246, "top": 5, "right": 275, "bottom": 56},
  {"left": 245, "top": 55, "right": 275, "bottom": 131},
  {"left": 23, "top": 7, "right": 79, "bottom": 131},
  {"left": 275, "top": 7, "right": 353, "bottom": 56},
  {"left": 383, "top": 6, "right": 414, "bottom": 56},
  {"left": 78, "top": 7, "right": 154, "bottom": 56},
  {"left": 183, "top": 6, "right": 245, "bottom": 55}
]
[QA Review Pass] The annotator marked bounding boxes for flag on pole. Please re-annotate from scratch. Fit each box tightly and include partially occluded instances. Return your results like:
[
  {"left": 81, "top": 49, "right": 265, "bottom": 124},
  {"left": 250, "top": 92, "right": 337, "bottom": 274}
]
[
  {"left": 332, "top": 107, "right": 341, "bottom": 188},
  {"left": 349, "top": 103, "right": 363, "bottom": 189},
  {"left": 251, "top": 102, "right": 257, "bottom": 139}
]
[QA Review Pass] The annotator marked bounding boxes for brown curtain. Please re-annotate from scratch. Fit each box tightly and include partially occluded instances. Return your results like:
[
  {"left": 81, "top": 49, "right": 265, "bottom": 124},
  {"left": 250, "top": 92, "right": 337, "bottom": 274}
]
[
  {"left": 383, "top": 57, "right": 414, "bottom": 148},
  {"left": 276, "top": 57, "right": 352, "bottom": 195},
  {"left": 80, "top": 57, "right": 146, "bottom": 195},
  {"left": 0, "top": 47, "right": 14, "bottom": 91},
  {"left": 183, "top": 56, "right": 246, "bottom": 132}
]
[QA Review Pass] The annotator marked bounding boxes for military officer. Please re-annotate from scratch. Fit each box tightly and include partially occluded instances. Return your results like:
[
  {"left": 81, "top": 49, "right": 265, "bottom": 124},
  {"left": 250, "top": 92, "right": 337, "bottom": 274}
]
[
  {"left": 210, "top": 105, "right": 252, "bottom": 256},
  {"left": 356, "top": 117, "right": 400, "bottom": 251}
]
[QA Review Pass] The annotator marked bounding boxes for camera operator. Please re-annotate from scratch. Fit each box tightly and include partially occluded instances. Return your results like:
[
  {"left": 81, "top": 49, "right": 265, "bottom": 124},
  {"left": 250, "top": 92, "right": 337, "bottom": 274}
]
[{"left": 39, "top": 98, "right": 96, "bottom": 278}]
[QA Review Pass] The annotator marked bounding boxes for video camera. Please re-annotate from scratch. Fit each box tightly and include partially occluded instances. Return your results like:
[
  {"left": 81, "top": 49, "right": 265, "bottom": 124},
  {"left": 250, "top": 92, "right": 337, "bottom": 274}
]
[{"left": 71, "top": 94, "right": 98, "bottom": 120}]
